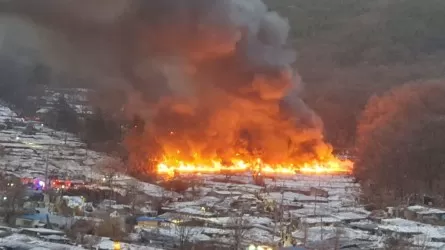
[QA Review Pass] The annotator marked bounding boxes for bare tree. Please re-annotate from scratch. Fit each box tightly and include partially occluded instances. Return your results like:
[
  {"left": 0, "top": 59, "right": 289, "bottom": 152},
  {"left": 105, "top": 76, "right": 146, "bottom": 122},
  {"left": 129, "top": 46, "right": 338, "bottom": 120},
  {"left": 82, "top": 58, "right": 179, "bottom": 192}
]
[
  {"left": 413, "top": 234, "right": 429, "bottom": 250},
  {"left": 124, "top": 130, "right": 160, "bottom": 179},
  {"left": 228, "top": 215, "right": 248, "bottom": 250},
  {"left": 174, "top": 221, "right": 195, "bottom": 250},
  {"left": 96, "top": 217, "right": 127, "bottom": 241},
  {"left": 188, "top": 178, "right": 203, "bottom": 199},
  {"left": 302, "top": 225, "right": 308, "bottom": 246},
  {"left": 124, "top": 180, "right": 142, "bottom": 213},
  {"left": 333, "top": 226, "right": 345, "bottom": 250},
  {"left": 0, "top": 176, "right": 26, "bottom": 224},
  {"left": 65, "top": 219, "right": 95, "bottom": 245},
  {"left": 0, "top": 145, "right": 5, "bottom": 158},
  {"left": 384, "top": 235, "right": 411, "bottom": 250},
  {"left": 356, "top": 81, "right": 445, "bottom": 206},
  {"left": 97, "top": 157, "right": 125, "bottom": 179},
  {"left": 96, "top": 158, "right": 125, "bottom": 201}
]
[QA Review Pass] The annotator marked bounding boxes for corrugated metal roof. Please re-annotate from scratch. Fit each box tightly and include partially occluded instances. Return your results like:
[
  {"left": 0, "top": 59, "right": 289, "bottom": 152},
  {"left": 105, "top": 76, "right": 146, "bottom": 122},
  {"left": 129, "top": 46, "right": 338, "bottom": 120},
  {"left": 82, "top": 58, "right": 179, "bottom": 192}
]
[
  {"left": 19, "top": 214, "right": 47, "bottom": 221},
  {"left": 136, "top": 216, "right": 169, "bottom": 222}
]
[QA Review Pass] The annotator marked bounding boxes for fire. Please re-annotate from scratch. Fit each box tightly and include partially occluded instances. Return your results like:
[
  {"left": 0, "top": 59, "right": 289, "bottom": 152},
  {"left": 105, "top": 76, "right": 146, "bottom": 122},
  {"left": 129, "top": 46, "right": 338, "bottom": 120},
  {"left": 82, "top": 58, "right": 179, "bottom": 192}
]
[{"left": 156, "top": 154, "right": 353, "bottom": 177}]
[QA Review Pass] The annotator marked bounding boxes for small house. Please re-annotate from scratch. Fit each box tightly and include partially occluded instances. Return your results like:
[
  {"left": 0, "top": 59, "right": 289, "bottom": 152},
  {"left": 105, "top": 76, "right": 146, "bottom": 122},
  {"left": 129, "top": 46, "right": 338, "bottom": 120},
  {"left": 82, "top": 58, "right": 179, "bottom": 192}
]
[
  {"left": 16, "top": 212, "right": 73, "bottom": 230},
  {"left": 404, "top": 205, "right": 445, "bottom": 223},
  {"left": 349, "top": 221, "right": 379, "bottom": 235},
  {"left": 110, "top": 211, "right": 120, "bottom": 218},
  {"left": 98, "top": 199, "right": 117, "bottom": 209},
  {"left": 299, "top": 216, "right": 341, "bottom": 228},
  {"left": 15, "top": 214, "right": 47, "bottom": 228},
  {"left": 138, "top": 206, "right": 158, "bottom": 217},
  {"left": 136, "top": 216, "right": 170, "bottom": 228},
  {"left": 19, "top": 228, "right": 65, "bottom": 238},
  {"left": 333, "top": 212, "right": 368, "bottom": 223},
  {"left": 208, "top": 190, "right": 242, "bottom": 198},
  {"left": 309, "top": 187, "right": 329, "bottom": 198},
  {"left": 378, "top": 218, "right": 427, "bottom": 238}
]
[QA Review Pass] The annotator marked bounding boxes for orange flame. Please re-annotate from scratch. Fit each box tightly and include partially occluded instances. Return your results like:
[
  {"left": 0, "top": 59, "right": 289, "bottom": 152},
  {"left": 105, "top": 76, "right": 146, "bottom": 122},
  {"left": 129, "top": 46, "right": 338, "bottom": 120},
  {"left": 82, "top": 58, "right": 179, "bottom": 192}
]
[{"left": 156, "top": 154, "right": 353, "bottom": 177}]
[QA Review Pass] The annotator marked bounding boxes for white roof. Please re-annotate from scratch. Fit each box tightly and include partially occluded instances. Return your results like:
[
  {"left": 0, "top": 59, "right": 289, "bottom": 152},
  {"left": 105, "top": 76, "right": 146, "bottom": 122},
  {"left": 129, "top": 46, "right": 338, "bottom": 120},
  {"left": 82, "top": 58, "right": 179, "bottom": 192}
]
[
  {"left": 176, "top": 207, "right": 215, "bottom": 217},
  {"left": 292, "top": 225, "right": 373, "bottom": 242},
  {"left": 301, "top": 216, "right": 342, "bottom": 224},
  {"left": 379, "top": 218, "right": 445, "bottom": 238},
  {"left": 36, "top": 108, "right": 51, "bottom": 114},
  {"left": 21, "top": 228, "right": 65, "bottom": 235},
  {"left": 407, "top": 205, "right": 445, "bottom": 215},
  {"left": 204, "top": 216, "right": 272, "bottom": 227},
  {"left": 333, "top": 212, "right": 368, "bottom": 221}
]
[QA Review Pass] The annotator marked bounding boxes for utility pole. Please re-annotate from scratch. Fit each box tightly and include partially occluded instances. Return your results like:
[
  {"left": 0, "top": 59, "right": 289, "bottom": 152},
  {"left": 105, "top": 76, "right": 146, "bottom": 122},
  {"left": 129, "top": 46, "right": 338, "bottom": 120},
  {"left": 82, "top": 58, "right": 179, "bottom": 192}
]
[
  {"left": 84, "top": 147, "right": 92, "bottom": 183},
  {"left": 44, "top": 145, "right": 56, "bottom": 189},
  {"left": 45, "top": 150, "right": 49, "bottom": 189}
]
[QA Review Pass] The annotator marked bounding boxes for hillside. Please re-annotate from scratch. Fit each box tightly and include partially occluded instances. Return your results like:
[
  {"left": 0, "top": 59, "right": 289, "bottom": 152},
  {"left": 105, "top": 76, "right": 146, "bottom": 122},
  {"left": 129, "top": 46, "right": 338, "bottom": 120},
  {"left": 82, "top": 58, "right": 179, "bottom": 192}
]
[
  {"left": 0, "top": 105, "right": 102, "bottom": 179},
  {"left": 266, "top": 0, "right": 445, "bottom": 148}
]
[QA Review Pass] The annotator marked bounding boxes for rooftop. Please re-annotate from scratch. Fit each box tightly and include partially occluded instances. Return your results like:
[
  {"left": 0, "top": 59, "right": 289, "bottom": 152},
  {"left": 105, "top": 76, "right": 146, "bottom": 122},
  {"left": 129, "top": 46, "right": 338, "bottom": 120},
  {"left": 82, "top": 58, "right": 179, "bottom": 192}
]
[
  {"left": 136, "top": 217, "right": 170, "bottom": 223},
  {"left": 20, "top": 228, "right": 65, "bottom": 235},
  {"left": 18, "top": 214, "right": 47, "bottom": 221},
  {"left": 407, "top": 205, "right": 445, "bottom": 215}
]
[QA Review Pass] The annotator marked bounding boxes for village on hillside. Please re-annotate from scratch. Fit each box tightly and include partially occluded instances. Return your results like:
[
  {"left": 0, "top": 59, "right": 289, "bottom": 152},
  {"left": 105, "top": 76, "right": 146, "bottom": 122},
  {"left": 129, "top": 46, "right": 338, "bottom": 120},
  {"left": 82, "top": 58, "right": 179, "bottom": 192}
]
[
  {"left": 1, "top": 0, "right": 445, "bottom": 248},
  {"left": 1, "top": 104, "right": 445, "bottom": 249}
]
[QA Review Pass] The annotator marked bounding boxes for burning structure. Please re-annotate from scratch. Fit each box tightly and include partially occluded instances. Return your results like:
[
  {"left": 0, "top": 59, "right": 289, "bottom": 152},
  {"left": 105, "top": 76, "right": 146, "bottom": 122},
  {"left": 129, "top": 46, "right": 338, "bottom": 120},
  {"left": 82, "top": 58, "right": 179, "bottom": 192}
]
[{"left": 1, "top": 0, "right": 352, "bottom": 176}]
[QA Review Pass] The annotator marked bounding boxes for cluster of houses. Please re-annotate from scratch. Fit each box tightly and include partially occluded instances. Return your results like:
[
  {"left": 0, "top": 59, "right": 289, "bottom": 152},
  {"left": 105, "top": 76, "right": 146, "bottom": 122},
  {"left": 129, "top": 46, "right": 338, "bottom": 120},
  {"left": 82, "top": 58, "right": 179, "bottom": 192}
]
[
  {"left": 134, "top": 177, "right": 445, "bottom": 249},
  {"left": 4, "top": 170, "right": 445, "bottom": 250}
]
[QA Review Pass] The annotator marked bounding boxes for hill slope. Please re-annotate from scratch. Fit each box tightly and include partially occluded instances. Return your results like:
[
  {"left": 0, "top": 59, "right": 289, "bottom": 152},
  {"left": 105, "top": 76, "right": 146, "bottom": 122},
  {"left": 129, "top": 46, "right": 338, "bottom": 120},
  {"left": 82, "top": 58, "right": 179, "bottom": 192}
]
[{"left": 266, "top": 0, "right": 445, "bottom": 147}]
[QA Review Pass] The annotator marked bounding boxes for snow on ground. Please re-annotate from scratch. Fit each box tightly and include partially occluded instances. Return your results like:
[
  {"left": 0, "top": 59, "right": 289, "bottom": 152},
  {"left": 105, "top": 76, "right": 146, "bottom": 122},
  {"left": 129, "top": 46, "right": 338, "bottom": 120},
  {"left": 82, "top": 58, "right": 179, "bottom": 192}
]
[
  {"left": 407, "top": 205, "right": 445, "bottom": 215},
  {"left": 151, "top": 173, "right": 374, "bottom": 248},
  {"left": 0, "top": 233, "right": 83, "bottom": 249},
  {"left": 265, "top": 191, "right": 328, "bottom": 203},
  {"left": 0, "top": 102, "right": 175, "bottom": 189},
  {"left": 112, "top": 176, "right": 176, "bottom": 198},
  {"left": 379, "top": 218, "right": 445, "bottom": 240},
  {"left": 168, "top": 196, "right": 222, "bottom": 210},
  {"left": 4, "top": 103, "right": 445, "bottom": 249},
  {"left": 0, "top": 105, "right": 106, "bottom": 179},
  {"left": 0, "top": 104, "right": 172, "bottom": 199},
  {"left": 204, "top": 216, "right": 273, "bottom": 227},
  {"left": 292, "top": 225, "right": 381, "bottom": 248}
]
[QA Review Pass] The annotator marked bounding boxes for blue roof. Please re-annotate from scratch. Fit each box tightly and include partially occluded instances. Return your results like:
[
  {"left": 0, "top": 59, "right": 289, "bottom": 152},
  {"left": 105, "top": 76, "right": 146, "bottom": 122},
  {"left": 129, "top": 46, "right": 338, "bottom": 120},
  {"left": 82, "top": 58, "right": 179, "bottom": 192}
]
[
  {"left": 19, "top": 214, "right": 47, "bottom": 221},
  {"left": 136, "top": 216, "right": 170, "bottom": 222}
]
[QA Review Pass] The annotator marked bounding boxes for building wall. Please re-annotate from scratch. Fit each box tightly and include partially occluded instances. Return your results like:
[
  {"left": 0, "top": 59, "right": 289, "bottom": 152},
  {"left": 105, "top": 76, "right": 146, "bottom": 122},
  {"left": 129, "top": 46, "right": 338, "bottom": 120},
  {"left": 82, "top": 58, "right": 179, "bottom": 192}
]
[
  {"left": 138, "top": 221, "right": 159, "bottom": 228},
  {"left": 16, "top": 218, "right": 39, "bottom": 228}
]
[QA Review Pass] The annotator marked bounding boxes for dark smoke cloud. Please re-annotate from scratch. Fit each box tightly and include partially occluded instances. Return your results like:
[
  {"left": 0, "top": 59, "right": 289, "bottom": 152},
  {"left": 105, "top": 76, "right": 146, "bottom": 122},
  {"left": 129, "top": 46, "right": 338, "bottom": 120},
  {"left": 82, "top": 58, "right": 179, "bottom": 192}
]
[{"left": 0, "top": 0, "right": 331, "bottom": 164}]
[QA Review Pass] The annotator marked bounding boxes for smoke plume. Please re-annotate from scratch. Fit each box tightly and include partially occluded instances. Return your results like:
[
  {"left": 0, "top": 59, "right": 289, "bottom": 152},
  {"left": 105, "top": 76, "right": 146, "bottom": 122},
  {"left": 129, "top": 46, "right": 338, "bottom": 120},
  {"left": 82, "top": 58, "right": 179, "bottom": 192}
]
[{"left": 0, "top": 0, "right": 332, "bottom": 165}]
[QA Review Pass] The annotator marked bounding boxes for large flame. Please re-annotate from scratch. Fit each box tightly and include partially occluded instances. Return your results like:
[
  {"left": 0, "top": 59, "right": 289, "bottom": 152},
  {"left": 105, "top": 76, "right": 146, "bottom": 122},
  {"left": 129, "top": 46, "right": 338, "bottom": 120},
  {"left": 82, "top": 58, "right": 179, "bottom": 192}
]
[
  {"left": 111, "top": 0, "right": 354, "bottom": 178},
  {"left": 156, "top": 153, "right": 353, "bottom": 177}
]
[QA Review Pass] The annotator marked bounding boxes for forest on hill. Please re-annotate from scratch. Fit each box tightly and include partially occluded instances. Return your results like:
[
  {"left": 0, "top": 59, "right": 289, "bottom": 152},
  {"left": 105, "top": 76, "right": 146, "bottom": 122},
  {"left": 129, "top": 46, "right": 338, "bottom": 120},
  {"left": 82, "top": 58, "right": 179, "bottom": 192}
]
[{"left": 267, "top": 0, "right": 445, "bottom": 148}]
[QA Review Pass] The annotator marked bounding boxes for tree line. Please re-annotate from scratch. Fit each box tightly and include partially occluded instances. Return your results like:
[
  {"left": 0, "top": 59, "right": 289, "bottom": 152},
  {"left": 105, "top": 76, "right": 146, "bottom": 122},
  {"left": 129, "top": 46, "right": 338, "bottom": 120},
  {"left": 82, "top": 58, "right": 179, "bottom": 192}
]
[
  {"left": 265, "top": 0, "right": 445, "bottom": 207},
  {"left": 356, "top": 81, "right": 445, "bottom": 207}
]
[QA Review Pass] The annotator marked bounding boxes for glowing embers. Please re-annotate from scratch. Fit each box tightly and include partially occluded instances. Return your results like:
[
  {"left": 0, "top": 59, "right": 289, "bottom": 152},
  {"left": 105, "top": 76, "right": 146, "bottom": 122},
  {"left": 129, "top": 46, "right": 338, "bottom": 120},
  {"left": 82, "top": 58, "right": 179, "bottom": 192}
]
[{"left": 156, "top": 155, "right": 353, "bottom": 177}]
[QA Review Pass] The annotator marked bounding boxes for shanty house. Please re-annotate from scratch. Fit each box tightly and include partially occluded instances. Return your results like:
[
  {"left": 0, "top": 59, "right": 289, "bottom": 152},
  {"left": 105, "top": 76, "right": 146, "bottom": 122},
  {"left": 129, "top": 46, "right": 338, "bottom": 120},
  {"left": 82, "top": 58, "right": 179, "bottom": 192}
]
[
  {"left": 15, "top": 214, "right": 47, "bottom": 228},
  {"left": 299, "top": 216, "right": 341, "bottom": 228},
  {"left": 136, "top": 216, "right": 170, "bottom": 228},
  {"left": 309, "top": 187, "right": 329, "bottom": 198},
  {"left": 404, "top": 205, "right": 445, "bottom": 223}
]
